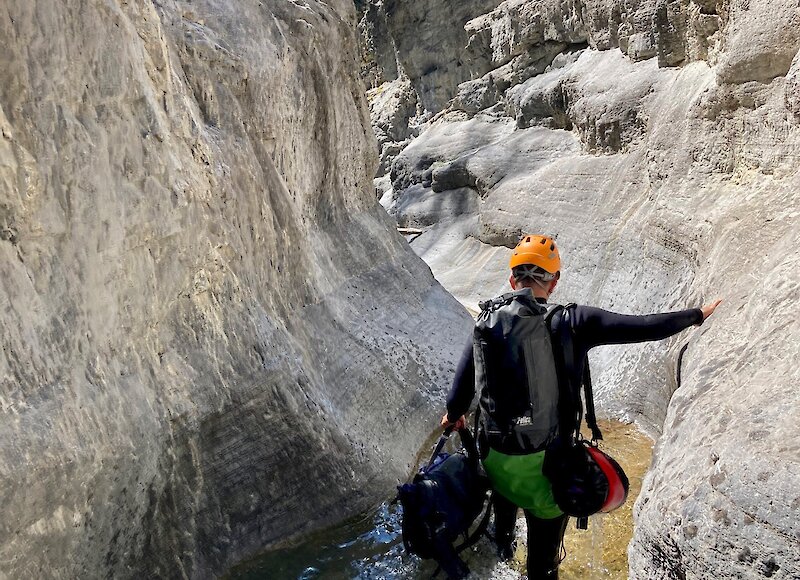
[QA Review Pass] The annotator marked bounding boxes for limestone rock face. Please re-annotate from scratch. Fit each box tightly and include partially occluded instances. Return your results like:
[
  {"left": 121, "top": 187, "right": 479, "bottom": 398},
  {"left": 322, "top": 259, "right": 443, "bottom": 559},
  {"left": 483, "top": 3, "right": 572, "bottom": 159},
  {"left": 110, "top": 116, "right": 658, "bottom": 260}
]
[
  {"left": 461, "top": 0, "right": 584, "bottom": 90},
  {"left": 367, "top": 78, "right": 419, "bottom": 177},
  {"left": 0, "top": 1, "right": 471, "bottom": 578},
  {"left": 716, "top": 0, "right": 800, "bottom": 84},
  {"left": 380, "top": 0, "right": 505, "bottom": 113},
  {"left": 787, "top": 50, "right": 800, "bottom": 118},
  {"left": 357, "top": 0, "right": 400, "bottom": 88},
  {"left": 368, "top": 0, "right": 800, "bottom": 578},
  {"left": 357, "top": 0, "right": 733, "bottom": 122}
]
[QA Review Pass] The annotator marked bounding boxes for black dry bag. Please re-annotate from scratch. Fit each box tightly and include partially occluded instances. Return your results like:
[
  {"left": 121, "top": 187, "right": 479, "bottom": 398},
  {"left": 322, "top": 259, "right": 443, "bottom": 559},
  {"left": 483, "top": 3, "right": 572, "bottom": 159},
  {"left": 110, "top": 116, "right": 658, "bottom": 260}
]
[
  {"left": 473, "top": 289, "right": 564, "bottom": 455},
  {"left": 396, "top": 428, "right": 490, "bottom": 579}
]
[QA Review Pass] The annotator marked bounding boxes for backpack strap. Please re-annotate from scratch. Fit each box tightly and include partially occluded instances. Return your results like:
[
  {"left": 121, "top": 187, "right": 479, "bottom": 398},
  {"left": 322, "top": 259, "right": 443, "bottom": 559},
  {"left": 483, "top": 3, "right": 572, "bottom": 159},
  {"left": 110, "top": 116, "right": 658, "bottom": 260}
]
[
  {"left": 564, "top": 307, "right": 603, "bottom": 442},
  {"left": 454, "top": 497, "right": 492, "bottom": 554},
  {"left": 555, "top": 304, "right": 580, "bottom": 443},
  {"left": 425, "top": 427, "right": 455, "bottom": 469},
  {"left": 424, "top": 427, "right": 481, "bottom": 473},
  {"left": 457, "top": 427, "right": 480, "bottom": 474},
  {"left": 544, "top": 303, "right": 563, "bottom": 324},
  {"left": 582, "top": 357, "right": 603, "bottom": 442},
  {"left": 556, "top": 304, "right": 603, "bottom": 443},
  {"left": 478, "top": 289, "right": 546, "bottom": 318},
  {"left": 430, "top": 535, "right": 470, "bottom": 579}
]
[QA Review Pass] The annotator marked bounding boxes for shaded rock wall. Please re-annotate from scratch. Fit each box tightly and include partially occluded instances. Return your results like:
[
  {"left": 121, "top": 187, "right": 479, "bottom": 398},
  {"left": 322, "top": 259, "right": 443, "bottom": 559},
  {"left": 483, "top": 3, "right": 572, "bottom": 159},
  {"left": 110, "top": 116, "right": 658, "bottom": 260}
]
[
  {"left": 365, "top": 0, "right": 800, "bottom": 578},
  {"left": 378, "top": 0, "right": 505, "bottom": 112},
  {"left": 0, "top": 1, "right": 471, "bottom": 578}
]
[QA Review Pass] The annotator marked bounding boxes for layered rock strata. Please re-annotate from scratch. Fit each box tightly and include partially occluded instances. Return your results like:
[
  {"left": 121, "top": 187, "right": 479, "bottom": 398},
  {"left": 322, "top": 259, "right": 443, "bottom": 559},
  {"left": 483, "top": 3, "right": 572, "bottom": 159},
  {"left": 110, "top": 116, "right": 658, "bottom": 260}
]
[
  {"left": 364, "top": 0, "right": 800, "bottom": 578},
  {"left": 0, "top": 1, "right": 471, "bottom": 578}
]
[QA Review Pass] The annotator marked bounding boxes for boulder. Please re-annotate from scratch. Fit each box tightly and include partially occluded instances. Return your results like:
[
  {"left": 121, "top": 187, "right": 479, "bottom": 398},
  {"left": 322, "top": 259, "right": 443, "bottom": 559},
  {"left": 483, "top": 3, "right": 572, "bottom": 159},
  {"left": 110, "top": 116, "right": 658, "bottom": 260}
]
[
  {"left": 452, "top": 76, "right": 506, "bottom": 115},
  {"left": 626, "top": 31, "right": 659, "bottom": 61},
  {"left": 716, "top": 0, "right": 800, "bottom": 84}
]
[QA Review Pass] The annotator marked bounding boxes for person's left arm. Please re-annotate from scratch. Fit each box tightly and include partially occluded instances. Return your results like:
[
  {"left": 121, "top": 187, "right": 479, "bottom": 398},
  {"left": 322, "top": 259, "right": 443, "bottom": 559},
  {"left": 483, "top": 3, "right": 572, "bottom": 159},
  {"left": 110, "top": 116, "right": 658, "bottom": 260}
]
[{"left": 572, "top": 300, "right": 721, "bottom": 349}]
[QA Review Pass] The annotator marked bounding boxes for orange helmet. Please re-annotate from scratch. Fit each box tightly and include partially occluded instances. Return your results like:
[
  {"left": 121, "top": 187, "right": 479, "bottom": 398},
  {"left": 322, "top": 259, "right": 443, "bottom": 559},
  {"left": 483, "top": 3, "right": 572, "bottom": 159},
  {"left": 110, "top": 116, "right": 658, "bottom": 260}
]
[{"left": 509, "top": 234, "right": 560, "bottom": 274}]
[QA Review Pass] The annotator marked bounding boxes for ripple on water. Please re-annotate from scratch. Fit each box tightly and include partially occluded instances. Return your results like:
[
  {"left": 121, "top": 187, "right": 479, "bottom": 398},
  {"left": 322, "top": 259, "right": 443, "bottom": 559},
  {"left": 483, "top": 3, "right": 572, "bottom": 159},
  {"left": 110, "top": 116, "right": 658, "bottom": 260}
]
[{"left": 227, "top": 420, "right": 653, "bottom": 580}]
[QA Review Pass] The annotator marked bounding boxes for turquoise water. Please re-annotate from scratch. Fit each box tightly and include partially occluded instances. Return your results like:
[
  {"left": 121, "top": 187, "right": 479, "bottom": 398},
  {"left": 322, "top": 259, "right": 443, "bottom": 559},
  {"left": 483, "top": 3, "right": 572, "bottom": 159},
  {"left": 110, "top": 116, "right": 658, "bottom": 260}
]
[
  {"left": 227, "top": 501, "right": 433, "bottom": 580},
  {"left": 229, "top": 430, "right": 468, "bottom": 579},
  {"left": 228, "top": 430, "right": 456, "bottom": 580}
]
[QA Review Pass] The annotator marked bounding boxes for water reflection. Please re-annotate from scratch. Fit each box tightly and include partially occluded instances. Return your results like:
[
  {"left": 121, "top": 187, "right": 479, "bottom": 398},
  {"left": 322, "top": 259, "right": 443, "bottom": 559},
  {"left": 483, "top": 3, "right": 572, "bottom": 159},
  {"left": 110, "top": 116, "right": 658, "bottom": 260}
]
[{"left": 228, "top": 501, "right": 426, "bottom": 580}]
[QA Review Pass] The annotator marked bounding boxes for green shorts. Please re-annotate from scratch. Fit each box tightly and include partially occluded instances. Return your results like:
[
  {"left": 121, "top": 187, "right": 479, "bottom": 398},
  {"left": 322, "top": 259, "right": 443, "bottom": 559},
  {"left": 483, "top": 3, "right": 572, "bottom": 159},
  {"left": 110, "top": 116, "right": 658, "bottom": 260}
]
[{"left": 482, "top": 448, "right": 563, "bottom": 520}]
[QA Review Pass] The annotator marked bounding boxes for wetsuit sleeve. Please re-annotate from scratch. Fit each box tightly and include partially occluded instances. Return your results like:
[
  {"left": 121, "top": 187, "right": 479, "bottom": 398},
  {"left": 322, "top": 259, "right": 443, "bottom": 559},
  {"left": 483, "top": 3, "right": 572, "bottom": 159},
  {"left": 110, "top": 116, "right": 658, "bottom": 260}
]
[
  {"left": 445, "top": 339, "right": 475, "bottom": 421},
  {"left": 572, "top": 305, "right": 703, "bottom": 350}
]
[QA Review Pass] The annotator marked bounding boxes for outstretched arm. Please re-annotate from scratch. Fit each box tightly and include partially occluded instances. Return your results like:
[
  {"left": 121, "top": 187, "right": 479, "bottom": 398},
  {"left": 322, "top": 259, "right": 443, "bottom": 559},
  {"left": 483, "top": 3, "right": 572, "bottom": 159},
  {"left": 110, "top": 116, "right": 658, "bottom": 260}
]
[{"left": 573, "top": 300, "right": 721, "bottom": 350}]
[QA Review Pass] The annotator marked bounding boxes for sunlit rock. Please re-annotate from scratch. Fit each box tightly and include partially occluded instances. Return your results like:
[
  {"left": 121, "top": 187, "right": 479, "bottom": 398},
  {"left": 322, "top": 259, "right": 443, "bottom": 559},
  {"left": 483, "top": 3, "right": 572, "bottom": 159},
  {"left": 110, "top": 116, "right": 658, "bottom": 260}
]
[
  {"left": 366, "top": 1, "right": 800, "bottom": 578},
  {"left": 0, "top": 1, "right": 471, "bottom": 577}
]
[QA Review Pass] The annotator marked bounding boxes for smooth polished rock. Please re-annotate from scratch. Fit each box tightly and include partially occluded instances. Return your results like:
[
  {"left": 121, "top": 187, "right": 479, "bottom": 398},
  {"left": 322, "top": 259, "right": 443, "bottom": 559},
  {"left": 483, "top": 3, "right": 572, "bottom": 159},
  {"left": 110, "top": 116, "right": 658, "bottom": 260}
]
[{"left": 0, "top": 1, "right": 471, "bottom": 578}]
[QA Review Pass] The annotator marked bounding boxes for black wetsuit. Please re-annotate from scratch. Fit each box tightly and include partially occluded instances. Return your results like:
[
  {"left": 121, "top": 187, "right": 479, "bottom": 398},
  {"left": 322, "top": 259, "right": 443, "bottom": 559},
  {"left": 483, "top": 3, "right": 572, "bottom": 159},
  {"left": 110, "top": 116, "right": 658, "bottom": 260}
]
[{"left": 446, "top": 298, "right": 703, "bottom": 580}]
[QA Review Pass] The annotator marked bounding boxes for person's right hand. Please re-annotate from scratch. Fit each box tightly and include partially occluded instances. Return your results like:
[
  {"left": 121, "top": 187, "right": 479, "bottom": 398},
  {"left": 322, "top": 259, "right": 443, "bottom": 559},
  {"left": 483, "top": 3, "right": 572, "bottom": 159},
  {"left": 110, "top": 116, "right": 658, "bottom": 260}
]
[
  {"left": 440, "top": 412, "right": 466, "bottom": 431},
  {"left": 701, "top": 299, "right": 722, "bottom": 321}
]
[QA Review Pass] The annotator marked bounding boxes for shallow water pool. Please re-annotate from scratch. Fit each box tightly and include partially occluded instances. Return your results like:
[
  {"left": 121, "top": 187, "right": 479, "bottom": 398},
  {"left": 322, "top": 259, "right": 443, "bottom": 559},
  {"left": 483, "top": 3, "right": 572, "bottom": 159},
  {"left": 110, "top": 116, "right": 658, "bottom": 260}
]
[{"left": 228, "top": 420, "right": 653, "bottom": 580}]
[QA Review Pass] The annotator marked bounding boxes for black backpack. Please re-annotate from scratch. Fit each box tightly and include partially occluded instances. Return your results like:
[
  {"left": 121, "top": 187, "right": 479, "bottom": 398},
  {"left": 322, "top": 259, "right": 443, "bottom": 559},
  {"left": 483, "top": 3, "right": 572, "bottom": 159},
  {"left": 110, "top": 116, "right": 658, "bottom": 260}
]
[
  {"left": 396, "top": 428, "right": 490, "bottom": 579},
  {"left": 473, "top": 289, "right": 564, "bottom": 455},
  {"left": 473, "top": 289, "right": 629, "bottom": 527}
]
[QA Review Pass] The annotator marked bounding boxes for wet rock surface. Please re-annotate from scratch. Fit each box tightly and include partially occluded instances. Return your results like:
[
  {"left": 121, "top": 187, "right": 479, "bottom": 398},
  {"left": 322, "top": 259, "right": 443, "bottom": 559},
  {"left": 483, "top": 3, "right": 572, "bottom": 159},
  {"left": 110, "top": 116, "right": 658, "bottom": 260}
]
[
  {"left": 363, "top": 0, "right": 800, "bottom": 578},
  {"left": 0, "top": 1, "right": 471, "bottom": 578}
]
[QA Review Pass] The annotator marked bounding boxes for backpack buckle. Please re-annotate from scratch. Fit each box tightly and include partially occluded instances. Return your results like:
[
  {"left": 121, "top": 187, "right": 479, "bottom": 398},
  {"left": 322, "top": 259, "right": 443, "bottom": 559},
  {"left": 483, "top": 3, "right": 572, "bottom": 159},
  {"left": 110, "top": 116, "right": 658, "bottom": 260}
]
[{"left": 479, "top": 292, "right": 517, "bottom": 314}]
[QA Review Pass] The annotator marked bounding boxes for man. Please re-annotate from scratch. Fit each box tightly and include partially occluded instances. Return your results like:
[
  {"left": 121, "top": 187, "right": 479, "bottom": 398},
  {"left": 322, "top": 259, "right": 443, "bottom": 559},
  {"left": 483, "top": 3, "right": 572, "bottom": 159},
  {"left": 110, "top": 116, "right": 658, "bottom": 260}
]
[{"left": 441, "top": 234, "right": 720, "bottom": 579}]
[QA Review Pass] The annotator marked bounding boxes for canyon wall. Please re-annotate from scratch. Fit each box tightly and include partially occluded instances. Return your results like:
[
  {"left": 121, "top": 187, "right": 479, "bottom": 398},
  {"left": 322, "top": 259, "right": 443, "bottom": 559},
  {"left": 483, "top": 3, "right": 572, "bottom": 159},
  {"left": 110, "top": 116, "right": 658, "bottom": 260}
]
[
  {"left": 360, "top": 0, "right": 800, "bottom": 578},
  {"left": 0, "top": 1, "right": 472, "bottom": 578}
]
